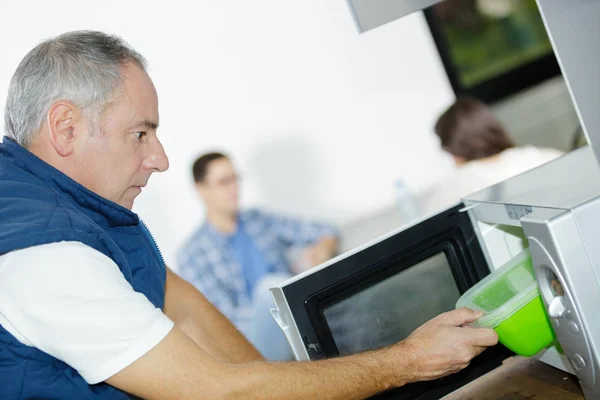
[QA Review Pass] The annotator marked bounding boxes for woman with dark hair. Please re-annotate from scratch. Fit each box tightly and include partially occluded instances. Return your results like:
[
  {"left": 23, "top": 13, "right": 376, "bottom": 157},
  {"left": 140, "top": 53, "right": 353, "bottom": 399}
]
[{"left": 421, "top": 96, "right": 562, "bottom": 214}]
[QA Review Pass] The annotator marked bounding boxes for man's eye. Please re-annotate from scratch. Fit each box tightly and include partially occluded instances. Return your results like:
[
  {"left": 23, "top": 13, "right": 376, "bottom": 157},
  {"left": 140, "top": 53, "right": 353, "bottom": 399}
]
[{"left": 134, "top": 131, "right": 147, "bottom": 140}]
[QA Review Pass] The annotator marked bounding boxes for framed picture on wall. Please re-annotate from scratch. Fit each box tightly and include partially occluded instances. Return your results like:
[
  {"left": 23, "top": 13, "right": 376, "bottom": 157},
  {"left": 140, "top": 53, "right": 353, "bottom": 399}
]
[{"left": 424, "top": 0, "right": 561, "bottom": 103}]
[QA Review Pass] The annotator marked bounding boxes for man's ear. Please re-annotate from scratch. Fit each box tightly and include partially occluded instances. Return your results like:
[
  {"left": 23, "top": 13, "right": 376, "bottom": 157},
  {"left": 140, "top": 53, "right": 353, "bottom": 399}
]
[
  {"left": 196, "top": 182, "right": 208, "bottom": 198},
  {"left": 46, "top": 101, "right": 83, "bottom": 157}
]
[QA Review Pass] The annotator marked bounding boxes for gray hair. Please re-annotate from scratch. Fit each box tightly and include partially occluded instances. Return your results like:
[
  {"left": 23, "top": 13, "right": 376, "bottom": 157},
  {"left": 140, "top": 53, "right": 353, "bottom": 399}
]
[{"left": 4, "top": 30, "right": 147, "bottom": 148}]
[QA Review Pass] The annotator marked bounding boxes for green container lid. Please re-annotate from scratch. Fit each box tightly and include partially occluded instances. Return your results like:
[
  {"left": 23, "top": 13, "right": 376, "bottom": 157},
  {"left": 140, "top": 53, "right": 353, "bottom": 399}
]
[
  {"left": 458, "top": 248, "right": 539, "bottom": 328},
  {"left": 457, "top": 248, "right": 556, "bottom": 356}
]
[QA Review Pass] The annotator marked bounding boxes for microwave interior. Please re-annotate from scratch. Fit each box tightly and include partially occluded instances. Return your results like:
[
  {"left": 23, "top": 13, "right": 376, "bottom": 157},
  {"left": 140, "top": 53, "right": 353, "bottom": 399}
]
[{"left": 282, "top": 205, "right": 492, "bottom": 358}]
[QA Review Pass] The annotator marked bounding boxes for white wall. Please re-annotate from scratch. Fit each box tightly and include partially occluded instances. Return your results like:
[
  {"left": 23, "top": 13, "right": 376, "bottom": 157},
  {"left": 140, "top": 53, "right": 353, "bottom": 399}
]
[
  {"left": 493, "top": 76, "right": 580, "bottom": 153},
  {"left": 0, "top": 0, "right": 455, "bottom": 267}
]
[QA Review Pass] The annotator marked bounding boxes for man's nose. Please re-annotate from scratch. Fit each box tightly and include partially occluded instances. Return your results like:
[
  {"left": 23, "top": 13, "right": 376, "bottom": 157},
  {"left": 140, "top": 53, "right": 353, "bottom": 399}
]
[{"left": 144, "top": 137, "right": 169, "bottom": 172}]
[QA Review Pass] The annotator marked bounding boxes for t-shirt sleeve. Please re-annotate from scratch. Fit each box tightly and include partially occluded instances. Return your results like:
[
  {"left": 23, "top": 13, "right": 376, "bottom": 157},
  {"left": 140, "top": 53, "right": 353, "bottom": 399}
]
[{"left": 0, "top": 241, "right": 174, "bottom": 384}]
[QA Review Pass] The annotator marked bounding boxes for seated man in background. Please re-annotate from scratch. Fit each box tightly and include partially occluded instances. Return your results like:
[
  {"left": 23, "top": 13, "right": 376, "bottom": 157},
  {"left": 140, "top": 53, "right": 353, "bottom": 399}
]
[
  {"left": 421, "top": 96, "right": 563, "bottom": 215},
  {"left": 177, "top": 152, "right": 338, "bottom": 360}
]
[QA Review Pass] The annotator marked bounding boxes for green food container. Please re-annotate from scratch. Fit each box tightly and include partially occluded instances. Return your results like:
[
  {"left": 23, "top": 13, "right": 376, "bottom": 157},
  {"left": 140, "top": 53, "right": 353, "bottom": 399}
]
[{"left": 456, "top": 248, "right": 556, "bottom": 357}]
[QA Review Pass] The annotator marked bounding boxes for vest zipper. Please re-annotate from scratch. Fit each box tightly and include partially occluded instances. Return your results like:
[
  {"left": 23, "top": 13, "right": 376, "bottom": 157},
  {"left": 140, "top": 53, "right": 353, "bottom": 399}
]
[{"left": 139, "top": 218, "right": 167, "bottom": 282}]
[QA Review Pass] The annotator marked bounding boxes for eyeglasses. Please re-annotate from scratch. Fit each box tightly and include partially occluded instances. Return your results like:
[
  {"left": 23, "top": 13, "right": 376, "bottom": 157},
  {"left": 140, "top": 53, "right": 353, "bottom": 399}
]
[{"left": 203, "top": 174, "right": 241, "bottom": 188}]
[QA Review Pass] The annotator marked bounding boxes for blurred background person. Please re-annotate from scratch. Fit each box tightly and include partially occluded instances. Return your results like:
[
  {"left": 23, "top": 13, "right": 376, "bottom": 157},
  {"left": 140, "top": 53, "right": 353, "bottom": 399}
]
[
  {"left": 421, "top": 96, "right": 563, "bottom": 215},
  {"left": 177, "top": 152, "right": 338, "bottom": 360}
]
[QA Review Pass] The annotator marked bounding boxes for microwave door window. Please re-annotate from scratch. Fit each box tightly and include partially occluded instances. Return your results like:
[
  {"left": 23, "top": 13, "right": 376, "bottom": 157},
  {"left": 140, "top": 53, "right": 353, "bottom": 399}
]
[{"left": 324, "top": 252, "right": 461, "bottom": 356}]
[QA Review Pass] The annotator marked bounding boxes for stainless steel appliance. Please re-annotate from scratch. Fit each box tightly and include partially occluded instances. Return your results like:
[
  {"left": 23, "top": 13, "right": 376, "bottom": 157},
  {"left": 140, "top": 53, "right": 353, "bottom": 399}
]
[{"left": 272, "top": 0, "right": 600, "bottom": 398}]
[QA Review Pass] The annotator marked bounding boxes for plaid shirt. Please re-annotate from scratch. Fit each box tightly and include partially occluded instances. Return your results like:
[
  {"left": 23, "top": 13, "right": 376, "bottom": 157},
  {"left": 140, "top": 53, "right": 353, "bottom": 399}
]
[{"left": 177, "top": 209, "right": 337, "bottom": 328}]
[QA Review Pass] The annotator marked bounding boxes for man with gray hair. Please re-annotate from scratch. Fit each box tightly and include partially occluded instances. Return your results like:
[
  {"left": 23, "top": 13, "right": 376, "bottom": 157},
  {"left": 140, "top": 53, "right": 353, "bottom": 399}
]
[{"left": 0, "top": 30, "right": 497, "bottom": 399}]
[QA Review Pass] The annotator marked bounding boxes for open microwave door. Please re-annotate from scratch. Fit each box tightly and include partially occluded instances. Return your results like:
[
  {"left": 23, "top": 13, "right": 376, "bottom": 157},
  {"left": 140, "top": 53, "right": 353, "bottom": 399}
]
[{"left": 270, "top": 204, "right": 511, "bottom": 399}]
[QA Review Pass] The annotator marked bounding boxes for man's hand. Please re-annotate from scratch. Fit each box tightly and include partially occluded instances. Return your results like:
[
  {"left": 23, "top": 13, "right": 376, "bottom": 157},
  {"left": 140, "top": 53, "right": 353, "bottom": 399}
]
[
  {"left": 301, "top": 243, "right": 330, "bottom": 266},
  {"left": 391, "top": 307, "right": 498, "bottom": 383},
  {"left": 292, "top": 236, "right": 338, "bottom": 274}
]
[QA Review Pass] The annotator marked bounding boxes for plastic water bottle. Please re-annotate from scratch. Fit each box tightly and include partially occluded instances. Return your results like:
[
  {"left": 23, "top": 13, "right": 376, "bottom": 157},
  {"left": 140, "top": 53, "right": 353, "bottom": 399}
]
[{"left": 395, "top": 180, "right": 420, "bottom": 223}]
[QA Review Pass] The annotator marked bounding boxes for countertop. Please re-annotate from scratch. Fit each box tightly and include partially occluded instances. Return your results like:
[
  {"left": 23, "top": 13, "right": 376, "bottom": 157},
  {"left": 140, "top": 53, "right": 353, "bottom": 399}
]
[{"left": 444, "top": 356, "right": 584, "bottom": 399}]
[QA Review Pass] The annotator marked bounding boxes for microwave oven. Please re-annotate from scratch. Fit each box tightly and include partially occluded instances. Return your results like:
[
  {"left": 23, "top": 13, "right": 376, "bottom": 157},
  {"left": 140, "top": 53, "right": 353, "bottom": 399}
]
[
  {"left": 270, "top": 202, "right": 511, "bottom": 399},
  {"left": 270, "top": 146, "right": 600, "bottom": 399}
]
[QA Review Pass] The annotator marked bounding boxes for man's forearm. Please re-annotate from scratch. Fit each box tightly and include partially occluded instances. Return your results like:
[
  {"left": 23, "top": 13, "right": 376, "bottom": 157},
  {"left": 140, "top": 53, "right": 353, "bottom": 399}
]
[
  {"left": 223, "top": 346, "right": 408, "bottom": 400},
  {"left": 109, "top": 327, "right": 411, "bottom": 400}
]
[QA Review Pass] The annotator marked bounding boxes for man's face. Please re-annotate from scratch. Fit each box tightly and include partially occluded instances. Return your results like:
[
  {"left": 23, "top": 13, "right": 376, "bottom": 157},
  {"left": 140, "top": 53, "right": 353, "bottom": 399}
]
[
  {"left": 74, "top": 63, "right": 169, "bottom": 209},
  {"left": 197, "top": 158, "right": 240, "bottom": 217}
]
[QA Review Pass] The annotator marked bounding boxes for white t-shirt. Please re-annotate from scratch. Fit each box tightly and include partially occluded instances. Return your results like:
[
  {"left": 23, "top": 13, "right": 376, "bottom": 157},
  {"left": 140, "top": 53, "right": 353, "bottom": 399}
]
[
  {"left": 421, "top": 146, "right": 563, "bottom": 215},
  {"left": 0, "top": 241, "right": 174, "bottom": 384}
]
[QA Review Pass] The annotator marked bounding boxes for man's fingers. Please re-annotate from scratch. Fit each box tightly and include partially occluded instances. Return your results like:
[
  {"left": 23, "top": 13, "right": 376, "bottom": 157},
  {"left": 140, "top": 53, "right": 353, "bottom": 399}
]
[
  {"left": 436, "top": 307, "right": 484, "bottom": 326},
  {"left": 465, "top": 327, "right": 499, "bottom": 347}
]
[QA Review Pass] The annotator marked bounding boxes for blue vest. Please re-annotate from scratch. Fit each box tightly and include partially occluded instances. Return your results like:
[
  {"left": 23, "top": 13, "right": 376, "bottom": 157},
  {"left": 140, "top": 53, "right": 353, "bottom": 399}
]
[{"left": 0, "top": 138, "right": 167, "bottom": 399}]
